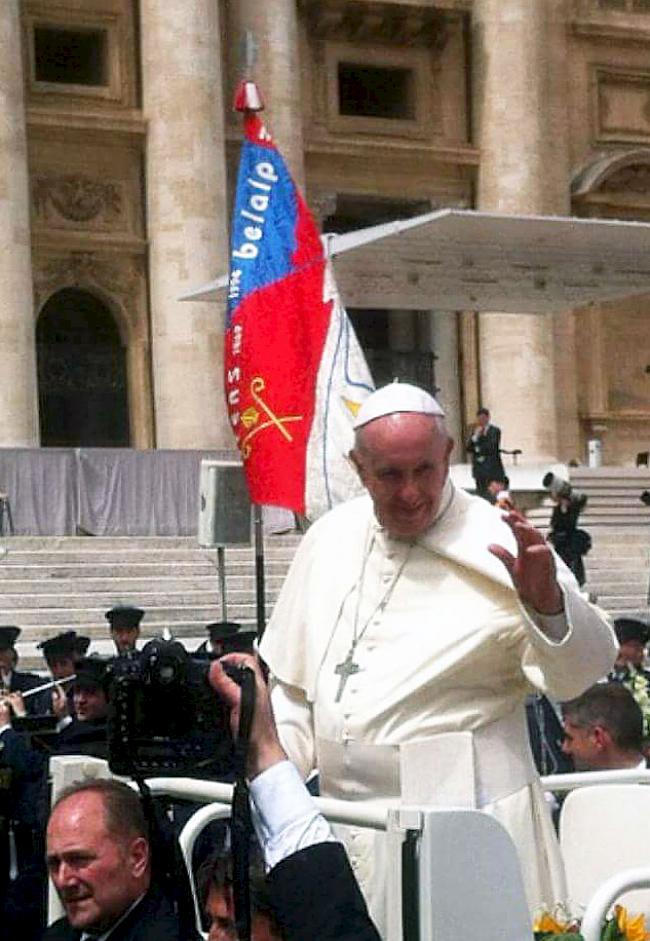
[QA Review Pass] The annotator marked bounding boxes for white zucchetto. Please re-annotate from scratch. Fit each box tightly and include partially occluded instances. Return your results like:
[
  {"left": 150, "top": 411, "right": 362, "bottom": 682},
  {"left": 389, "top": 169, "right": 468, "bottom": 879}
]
[{"left": 353, "top": 381, "right": 445, "bottom": 430}]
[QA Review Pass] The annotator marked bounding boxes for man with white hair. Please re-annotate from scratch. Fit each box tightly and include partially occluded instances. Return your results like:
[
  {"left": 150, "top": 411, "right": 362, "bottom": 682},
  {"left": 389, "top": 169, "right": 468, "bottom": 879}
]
[{"left": 260, "top": 382, "right": 617, "bottom": 928}]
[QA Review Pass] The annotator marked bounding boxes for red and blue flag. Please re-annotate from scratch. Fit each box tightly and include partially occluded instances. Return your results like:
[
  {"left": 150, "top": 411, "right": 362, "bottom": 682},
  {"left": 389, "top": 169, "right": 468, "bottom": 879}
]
[{"left": 225, "top": 107, "right": 373, "bottom": 518}]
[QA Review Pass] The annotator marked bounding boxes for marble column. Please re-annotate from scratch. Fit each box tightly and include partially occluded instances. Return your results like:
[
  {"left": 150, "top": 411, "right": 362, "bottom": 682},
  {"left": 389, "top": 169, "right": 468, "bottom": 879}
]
[
  {"left": 472, "top": 0, "right": 575, "bottom": 462},
  {"left": 230, "top": 0, "right": 306, "bottom": 188},
  {"left": 427, "top": 313, "right": 463, "bottom": 463},
  {"left": 0, "top": 2, "right": 39, "bottom": 445},
  {"left": 141, "top": 0, "right": 231, "bottom": 449}
]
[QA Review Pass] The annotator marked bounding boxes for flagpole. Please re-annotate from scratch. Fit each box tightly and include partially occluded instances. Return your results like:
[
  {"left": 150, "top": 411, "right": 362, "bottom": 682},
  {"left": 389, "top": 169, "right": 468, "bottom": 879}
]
[{"left": 253, "top": 504, "right": 265, "bottom": 640}]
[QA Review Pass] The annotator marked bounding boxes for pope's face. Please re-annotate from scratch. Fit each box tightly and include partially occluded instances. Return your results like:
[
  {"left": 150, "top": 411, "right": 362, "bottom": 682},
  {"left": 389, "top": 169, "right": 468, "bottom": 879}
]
[{"left": 351, "top": 413, "right": 453, "bottom": 539}]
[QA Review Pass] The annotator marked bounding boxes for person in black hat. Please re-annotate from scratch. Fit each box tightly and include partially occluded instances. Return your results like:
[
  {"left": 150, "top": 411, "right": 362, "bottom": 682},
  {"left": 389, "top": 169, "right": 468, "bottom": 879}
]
[
  {"left": 38, "top": 631, "right": 90, "bottom": 682},
  {"left": 38, "top": 631, "right": 91, "bottom": 718},
  {"left": 0, "top": 626, "right": 48, "bottom": 716},
  {"left": 194, "top": 622, "right": 256, "bottom": 660},
  {"left": 608, "top": 616, "right": 650, "bottom": 746},
  {"left": 609, "top": 616, "right": 650, "bottom": 683},
  {"left": 105, "top": 605, "right": 144, "bottom": 657},
  {"left": 54, "top": 657, "right": 110, "bottom": 760}
]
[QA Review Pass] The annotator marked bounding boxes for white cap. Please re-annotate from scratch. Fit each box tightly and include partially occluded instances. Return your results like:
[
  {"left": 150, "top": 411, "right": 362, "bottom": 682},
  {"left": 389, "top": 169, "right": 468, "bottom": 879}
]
[{"left": 353, "top": 381, "right": 445, "bottom": 430}]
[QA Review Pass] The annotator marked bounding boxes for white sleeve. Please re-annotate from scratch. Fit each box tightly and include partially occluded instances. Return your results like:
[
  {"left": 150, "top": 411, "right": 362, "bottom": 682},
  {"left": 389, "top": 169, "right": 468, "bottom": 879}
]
[
  {"left": 270, "top": 680, "right": 317, "bottom": 780},
  {"left": 249, "top": 759, "right": 336, "bottom": 871}
]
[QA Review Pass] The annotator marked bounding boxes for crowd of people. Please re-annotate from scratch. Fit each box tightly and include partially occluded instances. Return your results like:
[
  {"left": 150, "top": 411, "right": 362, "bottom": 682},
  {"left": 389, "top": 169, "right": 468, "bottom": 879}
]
[{"left": 2, "top": 381, "right": 648, "bottom": 940}]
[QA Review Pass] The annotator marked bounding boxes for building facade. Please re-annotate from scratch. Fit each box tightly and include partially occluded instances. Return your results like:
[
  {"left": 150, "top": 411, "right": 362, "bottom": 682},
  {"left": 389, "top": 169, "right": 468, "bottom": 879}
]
[{"left": 3, "top": 0, "right": 650, "bottom": 465}]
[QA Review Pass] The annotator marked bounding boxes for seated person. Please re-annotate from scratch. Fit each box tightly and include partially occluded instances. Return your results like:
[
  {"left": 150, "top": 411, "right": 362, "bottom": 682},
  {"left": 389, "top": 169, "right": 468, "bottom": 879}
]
[{"left": 561, "top": 683, "right": 646, "bottom": 771}]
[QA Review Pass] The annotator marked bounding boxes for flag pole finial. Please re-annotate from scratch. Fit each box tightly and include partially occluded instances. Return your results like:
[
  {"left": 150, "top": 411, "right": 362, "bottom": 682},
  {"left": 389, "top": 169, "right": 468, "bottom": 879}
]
[
  {"left": 234, "top": 79, "right": 264, "bottom": 113},
  {"left": 234, "top": 30, "right": 263, "bottom": 112}
]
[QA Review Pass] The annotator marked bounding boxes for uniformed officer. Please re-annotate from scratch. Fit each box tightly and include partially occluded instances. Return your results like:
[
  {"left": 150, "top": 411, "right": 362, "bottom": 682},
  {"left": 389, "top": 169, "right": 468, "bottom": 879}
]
[
  {"left": 194, "top": 621, "right": 256, "bottom": 659},
  {"left": 105, "top": 605, "right": 144, "bottom": 657},
  {"left": 0, "top": 627, "right": 48, "bottom": 716},
  {"left": 37, "top": 631, "right": 91, "bottom": 716}
]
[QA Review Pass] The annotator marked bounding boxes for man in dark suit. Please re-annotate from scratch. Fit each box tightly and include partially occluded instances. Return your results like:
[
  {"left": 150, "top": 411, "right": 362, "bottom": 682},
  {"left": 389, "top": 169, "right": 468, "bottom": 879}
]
[
  {"left": 466, "top": 407, "right": 507, "bottom": 501},
  {"left": 209, "top": 655, "right": 381, "bottom": 941},
  {"left": 43, "top": 777, "right": 185, "bottom": 940}
]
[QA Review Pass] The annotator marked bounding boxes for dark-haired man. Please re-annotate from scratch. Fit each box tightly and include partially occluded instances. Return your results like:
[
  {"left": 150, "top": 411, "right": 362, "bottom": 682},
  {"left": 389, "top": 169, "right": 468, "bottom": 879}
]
[
  {"left": 561, "top": 683, "right": 646, "bottom": 771},
  {"left": 43, "top": 778, "right": 183, "bottom": 940}
]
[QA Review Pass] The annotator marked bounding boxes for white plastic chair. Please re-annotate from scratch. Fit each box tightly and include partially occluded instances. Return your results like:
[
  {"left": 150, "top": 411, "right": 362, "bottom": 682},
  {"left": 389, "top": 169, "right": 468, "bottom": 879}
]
[
  {"left": 559, "top": 784, "right": 650, "bottom": 918},
  {"left": 582, "top": 868, "right": 650, "bottom": 941},
  {"left": 178, "top": 802, "right": 231, "bottom": 940}
]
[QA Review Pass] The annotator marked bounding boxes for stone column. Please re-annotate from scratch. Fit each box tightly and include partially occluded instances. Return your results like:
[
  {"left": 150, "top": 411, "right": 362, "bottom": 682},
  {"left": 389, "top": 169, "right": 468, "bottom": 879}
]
[
  {"left": 0, "top": 2, "right": 39, "bottom": 445},
  {"left": 141, "top": 0, "right": 231, "bottom": 449},
  {"left": 472, "top": 0, "right": 575, "bottom": 462},
  {"left": 427, "top": 313, "right": 463, "bottom": 462},
  {"left": 230, "top": 0, "right": 306, "bottom": 187}
]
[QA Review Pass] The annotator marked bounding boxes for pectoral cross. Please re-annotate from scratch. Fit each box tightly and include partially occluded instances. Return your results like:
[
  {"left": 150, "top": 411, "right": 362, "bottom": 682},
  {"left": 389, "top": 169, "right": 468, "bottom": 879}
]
[{"left": 334, "top": 650, "right": 360, "bottom": 703}]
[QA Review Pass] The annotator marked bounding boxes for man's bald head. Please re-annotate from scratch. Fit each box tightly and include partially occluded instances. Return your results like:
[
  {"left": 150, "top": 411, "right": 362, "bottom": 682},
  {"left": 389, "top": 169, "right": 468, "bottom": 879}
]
[{"left": 350, "top": 412, "right": 453, "bottom": 538}]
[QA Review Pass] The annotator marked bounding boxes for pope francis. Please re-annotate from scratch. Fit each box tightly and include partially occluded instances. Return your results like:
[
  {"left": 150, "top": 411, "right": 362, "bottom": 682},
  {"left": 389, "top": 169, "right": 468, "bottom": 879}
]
[{"left": 259, "top": 383, "right": 617, "bottom": 933}]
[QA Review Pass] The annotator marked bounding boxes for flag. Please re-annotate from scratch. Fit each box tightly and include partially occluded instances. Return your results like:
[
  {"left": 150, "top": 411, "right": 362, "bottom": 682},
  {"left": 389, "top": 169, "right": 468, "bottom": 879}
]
[{"left": 224, "top": 104, "right": 374, "bottom": 520}]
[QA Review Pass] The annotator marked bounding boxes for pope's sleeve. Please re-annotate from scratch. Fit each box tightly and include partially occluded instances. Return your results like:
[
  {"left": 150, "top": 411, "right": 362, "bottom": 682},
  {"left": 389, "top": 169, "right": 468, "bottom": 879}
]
[
  {"left": 270, "top": 680, "right": 316, "bottom": 780},
  {"left": 519, "top": 560, "right": 617, "bottom": 701}
]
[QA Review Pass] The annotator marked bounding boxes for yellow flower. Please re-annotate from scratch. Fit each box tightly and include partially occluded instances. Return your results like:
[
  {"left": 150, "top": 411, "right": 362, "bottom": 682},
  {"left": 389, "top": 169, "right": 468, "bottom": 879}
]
[
  {"left": 534, "top": 912, "right": 571, "bottom": 934},
  {"left": 615, "top": 905, "right": 650, "bottom": 941}
]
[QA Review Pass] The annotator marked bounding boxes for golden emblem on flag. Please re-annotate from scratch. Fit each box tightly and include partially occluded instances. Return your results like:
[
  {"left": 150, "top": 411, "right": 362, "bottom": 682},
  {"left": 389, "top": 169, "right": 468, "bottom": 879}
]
[{"left": 240, "top": 376, "right": 303, "bottom": 459}]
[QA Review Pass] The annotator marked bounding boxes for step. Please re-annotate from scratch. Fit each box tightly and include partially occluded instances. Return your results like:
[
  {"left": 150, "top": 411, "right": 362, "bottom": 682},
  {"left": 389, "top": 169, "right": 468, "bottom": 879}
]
[
  {"left": 0, "top": 574, "right": 287, "bottom": 594},
  {"left": 0, "top": 604, "right": 267, "bottom": 625}
]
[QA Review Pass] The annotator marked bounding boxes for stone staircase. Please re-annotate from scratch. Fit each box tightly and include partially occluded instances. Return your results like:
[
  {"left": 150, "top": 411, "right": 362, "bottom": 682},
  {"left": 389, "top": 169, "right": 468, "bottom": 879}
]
[
  {"left": 0, "top": 534, "right": 301, "bottom": 671},
  {"left": 6, "top": 467, "right": 650, "bottom": 672},
  {"left": 527, "top": 467, "right": 650, "bottom": 619}
]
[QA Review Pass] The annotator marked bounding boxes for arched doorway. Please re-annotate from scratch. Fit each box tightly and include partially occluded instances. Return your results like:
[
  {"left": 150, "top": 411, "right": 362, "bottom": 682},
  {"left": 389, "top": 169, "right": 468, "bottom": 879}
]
[{"left": 37, "top": 287, "right": 130, "bottom": 447}]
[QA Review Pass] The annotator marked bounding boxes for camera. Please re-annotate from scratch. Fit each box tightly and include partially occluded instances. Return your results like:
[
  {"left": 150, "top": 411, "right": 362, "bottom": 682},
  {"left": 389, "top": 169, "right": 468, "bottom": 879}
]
[
  {"left": 542, "top": 472, "right": 588, "bottom": 513},
  {"left": 107, "top": 637, "right": 237, "bottom": 778}
]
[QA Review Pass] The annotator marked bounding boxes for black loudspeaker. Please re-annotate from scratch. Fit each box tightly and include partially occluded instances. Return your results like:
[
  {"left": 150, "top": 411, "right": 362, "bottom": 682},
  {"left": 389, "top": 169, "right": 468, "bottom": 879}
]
[{"left": 198, "top": 460, "right": 251, "bottom": 547}]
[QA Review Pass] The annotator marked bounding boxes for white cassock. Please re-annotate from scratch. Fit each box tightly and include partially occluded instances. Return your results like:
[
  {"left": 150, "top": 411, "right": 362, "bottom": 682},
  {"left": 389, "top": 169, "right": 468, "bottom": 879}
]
[{"left": 260, "top": 481, "right": 617, "bottom": 934}]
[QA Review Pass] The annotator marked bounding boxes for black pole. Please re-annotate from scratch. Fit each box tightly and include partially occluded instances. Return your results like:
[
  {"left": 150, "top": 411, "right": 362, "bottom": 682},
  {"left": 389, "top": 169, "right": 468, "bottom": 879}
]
[{"left": 253, "top": 504, "right": 266, "bottom": 640}]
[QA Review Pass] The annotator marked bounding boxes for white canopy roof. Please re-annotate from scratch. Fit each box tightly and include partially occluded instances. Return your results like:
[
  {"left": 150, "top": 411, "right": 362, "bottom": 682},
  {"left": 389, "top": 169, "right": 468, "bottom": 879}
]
[{"left": 180, "top": 208, "right": 650, "bottom": 313}]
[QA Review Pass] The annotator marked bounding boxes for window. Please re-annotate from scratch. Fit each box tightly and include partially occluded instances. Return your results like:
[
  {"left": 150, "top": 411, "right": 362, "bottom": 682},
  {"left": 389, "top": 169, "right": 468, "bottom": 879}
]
[
  {"left": 338, "top": 63, "right": 415, "bottom": 120},
  {"left": 34, "top": 26, "right": 108, "bottom": 87}
]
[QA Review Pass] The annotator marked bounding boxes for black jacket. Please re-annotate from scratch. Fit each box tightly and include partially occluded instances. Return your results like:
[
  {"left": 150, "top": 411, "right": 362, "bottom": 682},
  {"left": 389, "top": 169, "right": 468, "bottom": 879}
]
[
  {"left": 268, "top": 842, "right": 381, "bottom": 941},
  {"left": 54, "top": 717, "right": 108, "bottom": 760},
  {"left": 41, "top": 885, "right": 185, "bottom": 941},
  {"left": 467, "top": 424, "right": 506, "bottom": 484}
]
